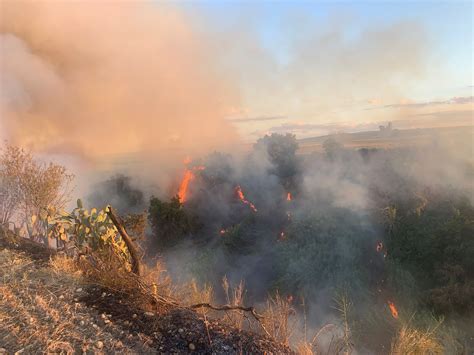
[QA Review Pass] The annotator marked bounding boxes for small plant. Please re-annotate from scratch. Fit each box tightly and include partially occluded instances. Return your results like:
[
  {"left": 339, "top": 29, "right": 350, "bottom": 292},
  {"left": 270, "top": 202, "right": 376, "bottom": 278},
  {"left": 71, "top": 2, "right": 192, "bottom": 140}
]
[{"left": 35, "top": 199, "right": 131, "bottom": 264}]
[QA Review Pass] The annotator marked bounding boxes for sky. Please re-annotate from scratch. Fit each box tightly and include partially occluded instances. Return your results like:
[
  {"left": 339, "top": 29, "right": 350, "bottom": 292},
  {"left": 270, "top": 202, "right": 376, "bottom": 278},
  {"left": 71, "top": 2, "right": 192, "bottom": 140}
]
[
  {"left": 178, "top": 0, "right": 473, "bottom": 140},
  {"left": 0, "top": 0, "right": 472, "bottom": 156}
]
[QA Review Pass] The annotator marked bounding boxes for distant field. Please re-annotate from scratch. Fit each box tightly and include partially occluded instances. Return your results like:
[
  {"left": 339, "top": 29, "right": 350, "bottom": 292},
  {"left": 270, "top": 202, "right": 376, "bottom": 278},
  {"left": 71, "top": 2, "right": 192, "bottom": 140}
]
[{"left": 297, "top": 125, "right": 474, "bottom": 154}]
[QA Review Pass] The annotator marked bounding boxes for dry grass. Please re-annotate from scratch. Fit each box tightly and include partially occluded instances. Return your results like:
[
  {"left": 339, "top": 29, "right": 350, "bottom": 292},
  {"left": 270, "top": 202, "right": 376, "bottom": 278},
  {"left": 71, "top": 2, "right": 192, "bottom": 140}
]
[
  {"left": 390, "top": 322, "right": 444, "bottom": 354},
  {"left": 76, "top": 246, "right": 174, "bottom": 313},
  {"left": 183, "top": 279, "right": 214, "bottom": 315},
  {"left": 49, "top": 252, "right": 82, "bottom": 276},
  {"left": 262, "top": 291, "right": 297, "bottom": 346},
  {"left": 0, "top": 248, "right": 140, "bottom": 353},
  {"left": 221, "top": 276, "right": 246, "bottom": 330}
]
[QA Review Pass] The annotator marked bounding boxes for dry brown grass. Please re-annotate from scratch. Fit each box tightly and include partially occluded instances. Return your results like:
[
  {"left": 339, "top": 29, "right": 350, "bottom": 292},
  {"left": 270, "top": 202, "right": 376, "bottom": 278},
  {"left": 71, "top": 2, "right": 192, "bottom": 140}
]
[
  {"left": 221, "top": 276, "right": 246, "bottom": 330},
  {"left": 76, "top": 246, "right": 175, "bottom": 313},
  {"left": 261, "top": 291, "right": 297, "bottom": 346},
  {"left": 182, "top": 279, "right": 214, "bottom": 317},
  {"left": 390, "top": 322, "right": 444, "bottom": 355},
  {"left": 49, "top": 253, "right": 82, "bottom": 276}
]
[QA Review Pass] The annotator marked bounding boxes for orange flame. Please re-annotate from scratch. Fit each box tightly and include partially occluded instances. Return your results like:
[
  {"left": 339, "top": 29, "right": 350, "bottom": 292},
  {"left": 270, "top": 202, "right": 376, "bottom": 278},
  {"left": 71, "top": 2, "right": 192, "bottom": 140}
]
[
  {"left": 178, "top": 169, "right": 195, "bottom": 203},
  {"left": 287, "top": 192, "right": 292, "bottom": 201},
  {"left": 235, "top": 185, "right": 257, "bottom": 212},
  {"left": 177, "top": 158, "right": 205, "bottom": 203},
  {"left": 376, "top": 241, "right": 383, "bottom": 252},
  {"left": 388, "top": 301, "right": 399, "bottom": 319}
]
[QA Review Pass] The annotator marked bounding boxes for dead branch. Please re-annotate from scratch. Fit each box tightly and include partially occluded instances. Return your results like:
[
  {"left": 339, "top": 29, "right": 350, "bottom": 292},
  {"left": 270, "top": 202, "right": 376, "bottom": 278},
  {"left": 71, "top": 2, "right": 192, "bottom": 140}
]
[
  {"left": 107, "top": 206, "right": 142, "bottom": 276},
  {"left": 189, "top": 303, "right": 272, "bottom": 338}
]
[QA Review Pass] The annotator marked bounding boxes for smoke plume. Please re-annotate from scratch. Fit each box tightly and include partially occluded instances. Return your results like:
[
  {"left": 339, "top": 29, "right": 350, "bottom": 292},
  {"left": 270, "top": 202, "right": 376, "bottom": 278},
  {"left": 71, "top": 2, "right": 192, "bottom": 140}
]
[{"left": 0, "top": 1, "right": 239, "bottom": 161}]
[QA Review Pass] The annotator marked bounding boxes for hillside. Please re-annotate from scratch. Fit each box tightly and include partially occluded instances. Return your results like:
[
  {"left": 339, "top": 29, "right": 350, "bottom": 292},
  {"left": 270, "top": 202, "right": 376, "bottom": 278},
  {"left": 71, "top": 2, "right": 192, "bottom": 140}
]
[
  {"left": 0, "top": 233, "right": 293, "bottom": 354},
  {"left": 297, "top": 125, "right": 474, "bottom": 154}
]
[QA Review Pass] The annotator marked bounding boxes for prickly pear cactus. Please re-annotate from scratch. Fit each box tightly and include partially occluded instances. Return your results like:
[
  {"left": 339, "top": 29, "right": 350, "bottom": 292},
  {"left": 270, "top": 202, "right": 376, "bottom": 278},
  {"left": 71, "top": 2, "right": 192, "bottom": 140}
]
[{"left": 34, "top": 199, "right": 130, "bottom": 261}]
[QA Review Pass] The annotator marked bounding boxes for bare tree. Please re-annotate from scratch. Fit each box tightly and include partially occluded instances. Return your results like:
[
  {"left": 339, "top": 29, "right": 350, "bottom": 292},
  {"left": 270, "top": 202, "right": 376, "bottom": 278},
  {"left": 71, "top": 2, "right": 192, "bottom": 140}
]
[{"left": 0, "top": 144, "right": 74, "bottom": 238}]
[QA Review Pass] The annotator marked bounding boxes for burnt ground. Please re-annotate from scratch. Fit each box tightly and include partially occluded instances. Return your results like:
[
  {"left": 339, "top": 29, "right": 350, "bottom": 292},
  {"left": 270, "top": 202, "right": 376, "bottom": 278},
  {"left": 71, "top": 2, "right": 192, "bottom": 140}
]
[{"left": 0, "top": 234, "right": 294, "bottom": 354}]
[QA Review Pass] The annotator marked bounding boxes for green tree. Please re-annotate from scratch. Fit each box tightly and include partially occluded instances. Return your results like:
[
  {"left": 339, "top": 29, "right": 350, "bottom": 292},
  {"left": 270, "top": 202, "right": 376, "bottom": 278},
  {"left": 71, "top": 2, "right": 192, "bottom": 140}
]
[{"left": 148, "top": 196, "right": 200, "bottom": 248}]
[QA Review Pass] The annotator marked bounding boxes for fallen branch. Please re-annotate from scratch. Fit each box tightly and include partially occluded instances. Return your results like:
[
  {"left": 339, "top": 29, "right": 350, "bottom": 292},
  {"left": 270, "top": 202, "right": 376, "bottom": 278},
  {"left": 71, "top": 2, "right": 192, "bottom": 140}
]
[
  {"left": 189, "top": 303, "right": 272, "bottom": 338},
  {"left": 106, "top": 206, "right": 142, "bottom": 276}
]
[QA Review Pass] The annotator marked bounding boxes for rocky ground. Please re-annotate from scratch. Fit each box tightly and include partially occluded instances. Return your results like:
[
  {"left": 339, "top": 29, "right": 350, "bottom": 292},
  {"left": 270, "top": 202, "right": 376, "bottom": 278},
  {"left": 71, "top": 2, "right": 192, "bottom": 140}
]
[{"left": 0, "top": 236, "right": 294, "bottom": 354}]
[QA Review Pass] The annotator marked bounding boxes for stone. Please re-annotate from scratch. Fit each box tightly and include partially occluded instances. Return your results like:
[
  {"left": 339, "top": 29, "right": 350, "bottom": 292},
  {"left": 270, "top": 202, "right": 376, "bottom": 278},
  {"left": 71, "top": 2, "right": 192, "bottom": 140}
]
[{"left": 188, "top": 343, "right": 196, "bottom": 351}]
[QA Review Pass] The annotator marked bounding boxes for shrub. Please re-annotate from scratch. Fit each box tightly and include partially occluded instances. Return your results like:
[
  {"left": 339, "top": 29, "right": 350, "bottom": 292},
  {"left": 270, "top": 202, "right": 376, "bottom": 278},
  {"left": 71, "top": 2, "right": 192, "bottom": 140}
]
[
  {"left": 0, "top": 144, "right": 73, "bottom": 238},
  {"left": 148, "top": 196, "right": 200, "bottom": 248}
]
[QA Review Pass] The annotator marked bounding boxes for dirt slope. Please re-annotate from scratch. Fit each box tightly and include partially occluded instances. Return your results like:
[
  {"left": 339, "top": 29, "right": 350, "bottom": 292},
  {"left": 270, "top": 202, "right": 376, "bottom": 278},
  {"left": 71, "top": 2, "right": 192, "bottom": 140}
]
[{"left": 0, "top": 236, "right": 293, "bottom": 354}]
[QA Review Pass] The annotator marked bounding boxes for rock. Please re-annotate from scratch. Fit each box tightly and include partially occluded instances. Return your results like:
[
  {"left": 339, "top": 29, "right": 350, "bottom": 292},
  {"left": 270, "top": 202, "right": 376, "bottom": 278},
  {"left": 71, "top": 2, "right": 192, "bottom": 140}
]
[
  {"left": 80, "top": 320, "right": 85, "bottom": 326},
  {"left": 178, "top": 328, "right": 184, "bottom": 333},
  {"left": 101, "top": 313, "right": 107, "bottom": 319},
  {"left": 115, "top": 341, "right": 123, "bottom": 349},
  {"left": 76, "top": 288, "right": 83, "bottom": 292},
  {"left": 104, "top": 319, "right": 111, "bottom": 324},
  {"left": 14, "top": 350, "right": 24, "bottom": 355},
  {"left": 101, "top": 292, "right": 106, "bottom": 298},
  {"left": 144, "top": 311, "right": 155, "bottom": 317},
  {"left": 132, "top": 313, "right": 137, "bottom": 319},
  {"left": 59, "top": 295, "right": 64, "bottom": 300},
  {"left": 0, "top": 348, "right": 7, "bottom": 354},
  {"left": 96, "top": 341, "right": 104, "bottom": 349},
  {"left": 188, "top": 343, "right": 196, "bottom": 351}
]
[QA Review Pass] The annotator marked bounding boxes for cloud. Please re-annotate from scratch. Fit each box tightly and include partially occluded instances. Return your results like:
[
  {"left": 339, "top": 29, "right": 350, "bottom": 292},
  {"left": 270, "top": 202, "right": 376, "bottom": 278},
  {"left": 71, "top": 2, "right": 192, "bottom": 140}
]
[
  {"left": 228, "top": 115, "right": 287, "bottom": 123},
  {"left": 367, "top": 96, "right": 473, "bottom": 110}
]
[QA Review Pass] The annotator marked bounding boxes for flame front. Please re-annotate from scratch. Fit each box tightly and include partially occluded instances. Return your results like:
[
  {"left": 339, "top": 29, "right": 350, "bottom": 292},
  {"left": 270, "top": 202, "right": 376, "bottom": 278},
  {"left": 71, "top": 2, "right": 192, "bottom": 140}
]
[
  {"left": 388, "top": 301, "right": 399, "bottom": 319},
  {"left": 235, "top": 185, "right": 257, "bottom": 212},
  {"left": 178, "top": 169, "right": 195, "bottom": 203},
  {"left": 287, "top": 192, "right": 292, "bottom": 201}
]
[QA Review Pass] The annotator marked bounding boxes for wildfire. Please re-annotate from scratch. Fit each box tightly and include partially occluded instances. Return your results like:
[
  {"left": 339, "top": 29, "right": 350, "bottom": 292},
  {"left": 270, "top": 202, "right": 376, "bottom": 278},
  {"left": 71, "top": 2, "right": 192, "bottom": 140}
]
[
  {"left": 279, "top": 231, "right": 286, "bottom": 241},
  {"left": 235, "top": 185, "right": 257, "bottom": 212},
  {"left": 219, "top": 229, "right": 226, "bottom": 236},
  {"left": 387, "top": 301, "right": 399, "bottom": 319},
  {"left": 178, "top": 169, "right": 194, "bottom": 203},
  {"left": 177, "top": 159, "right": 205, "bottom": 203},
  {"left": 376, "top": 241, "right": 383, "bottom": 252},
  {"left": 287, "top": 192, "right": 292, "bottom": 201}
]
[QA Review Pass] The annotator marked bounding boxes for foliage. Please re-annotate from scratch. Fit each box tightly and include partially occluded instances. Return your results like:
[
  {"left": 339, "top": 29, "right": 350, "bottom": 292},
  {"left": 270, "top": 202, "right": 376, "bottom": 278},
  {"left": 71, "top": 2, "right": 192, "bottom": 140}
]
[
  {"left": 272, "top": 207, "right": 375, "bottom": 297},
  {"left": 254, "top": 133, "right": 299, "bottom": 184},
  {"left": 148, "top": 196, "right": 200, "bottom": 248},
  {"left": 36, "top": 199, "right": 131, "bottom": 263},
  {"left": 386, "top": 194, "right": 474, "bottom": 315}
]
